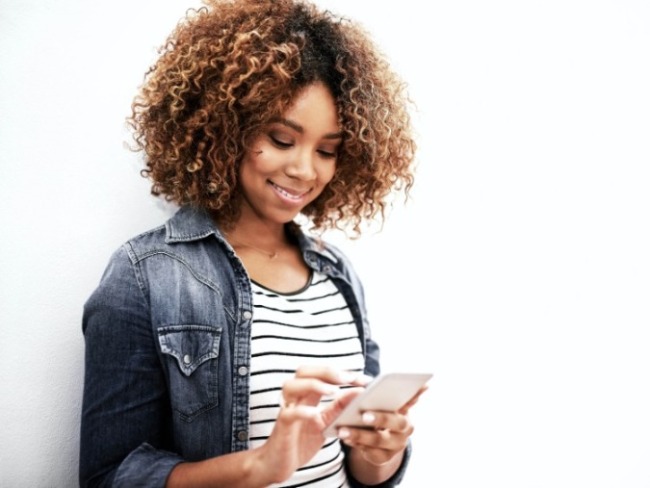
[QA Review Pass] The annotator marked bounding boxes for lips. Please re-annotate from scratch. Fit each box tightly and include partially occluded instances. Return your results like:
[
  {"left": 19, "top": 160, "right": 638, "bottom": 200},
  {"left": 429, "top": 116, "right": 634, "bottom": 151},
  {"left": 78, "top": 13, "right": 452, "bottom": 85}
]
[{"left": 268, "top": 180, "right": 312, "bottom": 202}]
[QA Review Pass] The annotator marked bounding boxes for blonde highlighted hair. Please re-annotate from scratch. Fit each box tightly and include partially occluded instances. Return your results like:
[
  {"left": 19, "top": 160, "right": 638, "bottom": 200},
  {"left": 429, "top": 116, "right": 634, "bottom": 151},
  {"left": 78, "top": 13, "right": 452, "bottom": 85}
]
[{"left": 129, "top": 0, "right": 416, "bottom": 232}]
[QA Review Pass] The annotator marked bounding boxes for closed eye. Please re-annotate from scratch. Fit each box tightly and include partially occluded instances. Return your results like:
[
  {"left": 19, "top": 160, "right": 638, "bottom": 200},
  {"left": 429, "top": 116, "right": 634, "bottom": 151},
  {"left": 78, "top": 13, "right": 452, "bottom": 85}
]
[
  {"left": 317, "top": 149, "right": 337, "bottom": 159},
  {"left": 270, "top": 135, "right": 293, "bottom": 149}
]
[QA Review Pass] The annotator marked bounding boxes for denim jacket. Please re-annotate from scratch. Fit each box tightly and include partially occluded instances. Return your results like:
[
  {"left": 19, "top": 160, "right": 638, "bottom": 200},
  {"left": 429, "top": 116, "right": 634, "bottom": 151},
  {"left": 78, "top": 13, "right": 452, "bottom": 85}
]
[{"left": 80, "top": 206, "right": 410, "bottom": 488}]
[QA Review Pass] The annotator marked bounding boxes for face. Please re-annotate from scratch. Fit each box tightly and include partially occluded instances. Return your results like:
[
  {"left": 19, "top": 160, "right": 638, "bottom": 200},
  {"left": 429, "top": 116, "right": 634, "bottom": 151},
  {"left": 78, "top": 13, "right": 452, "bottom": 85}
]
[{"left": 237, "top": 82, "right": 341, "bottom": 228}]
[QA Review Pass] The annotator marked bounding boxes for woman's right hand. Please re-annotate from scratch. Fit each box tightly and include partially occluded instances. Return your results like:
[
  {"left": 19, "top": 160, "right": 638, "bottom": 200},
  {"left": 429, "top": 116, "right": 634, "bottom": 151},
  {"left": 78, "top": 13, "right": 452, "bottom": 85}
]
[
  {"left": 167, "top": 367, "right": 368, "bottom": 487},
  {"left": 254, "top": 366, "right": 369, "bottom": 484}
]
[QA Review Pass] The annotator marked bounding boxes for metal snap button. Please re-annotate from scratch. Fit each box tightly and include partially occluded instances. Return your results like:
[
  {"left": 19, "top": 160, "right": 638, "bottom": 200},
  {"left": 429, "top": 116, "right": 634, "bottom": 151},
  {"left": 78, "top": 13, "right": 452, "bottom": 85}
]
[
  {"left": 183, "top": 354, "right": 191, "bottom": 365},
  {"left": 243, "top": 311, "right": 252, "bottom": 320},
  {"left": 238, "top": 366, "right": 248, "bottom": 376}
]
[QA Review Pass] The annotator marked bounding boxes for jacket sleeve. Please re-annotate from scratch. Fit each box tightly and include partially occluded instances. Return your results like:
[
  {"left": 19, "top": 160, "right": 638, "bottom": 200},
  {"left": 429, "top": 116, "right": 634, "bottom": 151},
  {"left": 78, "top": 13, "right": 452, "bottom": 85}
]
[
  {"left": 79, "top": 245, "right": 183, "bottom": 488},
  {"left": 323, "top": 242, "right": 380, "bottom": 377}
]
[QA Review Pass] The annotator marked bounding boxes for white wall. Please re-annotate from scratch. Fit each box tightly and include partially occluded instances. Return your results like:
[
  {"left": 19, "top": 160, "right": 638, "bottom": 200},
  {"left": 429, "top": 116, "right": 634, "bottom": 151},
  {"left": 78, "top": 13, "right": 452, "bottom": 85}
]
[{"left": 1, "top": 1, "right": 649, "bottom": 487}]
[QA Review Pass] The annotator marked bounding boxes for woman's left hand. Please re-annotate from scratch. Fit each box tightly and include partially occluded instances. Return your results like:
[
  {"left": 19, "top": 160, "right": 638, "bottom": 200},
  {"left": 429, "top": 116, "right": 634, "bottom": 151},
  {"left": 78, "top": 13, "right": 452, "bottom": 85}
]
[{"left": 338, "top": 387, "right": 427, "bottom": 477}]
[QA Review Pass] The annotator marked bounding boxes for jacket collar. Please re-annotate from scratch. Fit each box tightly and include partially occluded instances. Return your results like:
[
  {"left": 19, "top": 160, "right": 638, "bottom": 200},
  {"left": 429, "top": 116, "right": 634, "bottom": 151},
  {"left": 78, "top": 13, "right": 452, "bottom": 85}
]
[
  {"left": 165, "top": 206, "right": 221, "bottom": 243},
  {"left": 164, "top": 206, "right": 340, "bottom": 266},
  {"left": 289, "top": 224, "right": 340, "bottom": 267}
]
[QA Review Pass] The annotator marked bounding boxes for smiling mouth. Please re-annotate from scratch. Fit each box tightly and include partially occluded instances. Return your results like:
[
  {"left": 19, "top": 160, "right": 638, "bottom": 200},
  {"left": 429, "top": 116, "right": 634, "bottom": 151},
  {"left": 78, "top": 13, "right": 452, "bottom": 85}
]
[{"left": 268, "top": 181, "right": 311, "bottom": 201}]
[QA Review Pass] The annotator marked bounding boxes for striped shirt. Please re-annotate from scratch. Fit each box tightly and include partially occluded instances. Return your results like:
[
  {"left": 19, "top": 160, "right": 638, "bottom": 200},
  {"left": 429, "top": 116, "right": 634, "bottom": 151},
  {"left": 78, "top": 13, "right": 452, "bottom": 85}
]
[{"left": 249, "top": 271, "right": 365, "bottom": 488}]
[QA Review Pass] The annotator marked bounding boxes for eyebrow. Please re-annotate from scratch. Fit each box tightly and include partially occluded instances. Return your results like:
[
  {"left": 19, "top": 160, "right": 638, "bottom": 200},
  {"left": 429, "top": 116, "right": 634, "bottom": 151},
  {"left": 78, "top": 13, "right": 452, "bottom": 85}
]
[{"left": 272, "top": 117, "right": 343, "bottom": 140}]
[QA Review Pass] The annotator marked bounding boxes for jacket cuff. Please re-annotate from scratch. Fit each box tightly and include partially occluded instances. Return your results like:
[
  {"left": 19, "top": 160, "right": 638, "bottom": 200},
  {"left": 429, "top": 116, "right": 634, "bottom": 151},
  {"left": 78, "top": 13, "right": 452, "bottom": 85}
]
[{"left": 112, "top": 443, "right": 184, "bottom": 488}]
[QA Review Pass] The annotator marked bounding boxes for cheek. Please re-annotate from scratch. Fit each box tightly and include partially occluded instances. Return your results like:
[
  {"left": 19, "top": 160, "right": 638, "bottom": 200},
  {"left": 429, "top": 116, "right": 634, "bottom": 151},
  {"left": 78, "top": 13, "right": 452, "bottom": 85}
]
[
  {"left": 241, "top": 149, "right": 271, "bottom": 178},
  {"left": 249, "top": 148, "right": 282, "bottom": 175},
  {"left": 320, "top": 163, "right": 337, "bottom": 185}
]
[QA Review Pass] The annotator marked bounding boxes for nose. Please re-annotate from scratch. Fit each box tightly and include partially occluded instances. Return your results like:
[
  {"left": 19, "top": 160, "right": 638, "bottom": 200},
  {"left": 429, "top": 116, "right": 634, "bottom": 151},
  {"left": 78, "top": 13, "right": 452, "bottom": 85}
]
[{"left": 285, "top": 149, "right": 317, "bottom": 181}]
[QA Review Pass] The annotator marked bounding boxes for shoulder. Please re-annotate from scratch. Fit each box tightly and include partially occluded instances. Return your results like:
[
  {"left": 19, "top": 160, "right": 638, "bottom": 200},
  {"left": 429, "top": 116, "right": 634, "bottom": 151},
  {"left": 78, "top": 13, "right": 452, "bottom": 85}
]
[
  {"left": 121, "top": 224, "right": 169, "bottom": 262},
  {"left": 113, "top": 206, "right": 222, "bottom": 263}
]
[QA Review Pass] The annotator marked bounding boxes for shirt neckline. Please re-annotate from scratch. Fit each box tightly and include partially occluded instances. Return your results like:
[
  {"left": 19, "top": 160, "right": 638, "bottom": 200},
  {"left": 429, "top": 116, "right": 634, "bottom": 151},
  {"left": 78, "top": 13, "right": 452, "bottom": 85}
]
[{"left": 251, "top": 271, "right": 315, "bottom": 296}]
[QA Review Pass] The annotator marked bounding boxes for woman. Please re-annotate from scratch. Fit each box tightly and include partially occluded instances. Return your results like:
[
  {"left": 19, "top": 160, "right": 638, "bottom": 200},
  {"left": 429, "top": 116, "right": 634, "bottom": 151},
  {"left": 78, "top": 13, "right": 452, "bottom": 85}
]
[{"left": 80, "top": 0, "right": 418, "bottom": 486}]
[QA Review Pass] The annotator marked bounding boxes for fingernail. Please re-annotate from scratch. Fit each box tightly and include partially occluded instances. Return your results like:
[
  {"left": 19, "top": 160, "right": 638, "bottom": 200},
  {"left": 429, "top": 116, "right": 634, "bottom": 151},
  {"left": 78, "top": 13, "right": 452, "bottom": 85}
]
[
  {"left": 338, "top": 371, "right": 357, "bottom": 383},
  {"left": 338, "top": 427, "right": 350, "bottom": 439},
  {"left": 362, "top": 412, "right": 375, "bottom": 424}
]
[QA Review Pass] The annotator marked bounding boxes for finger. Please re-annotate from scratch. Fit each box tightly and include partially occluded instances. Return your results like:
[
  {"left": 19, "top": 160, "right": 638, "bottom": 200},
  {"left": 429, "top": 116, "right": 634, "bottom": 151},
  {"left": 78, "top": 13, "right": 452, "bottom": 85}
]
[
  {"left": 278, "top": 403, "right": 322, "bottom": 422},
  {"left": 359, "top": 410, "right": 413, "bottom": 435},
  {"left": 320, "top": 387, "right": 365, "bottom": 426},
  {"left": 339, "top": 425, "right": 410, "bottom": 453},
  {"left": 282, "top": 378, "right": 340, "bottom": 406},
  {"left": 294, "top": 366, "right": 371, "bottom": 386}
]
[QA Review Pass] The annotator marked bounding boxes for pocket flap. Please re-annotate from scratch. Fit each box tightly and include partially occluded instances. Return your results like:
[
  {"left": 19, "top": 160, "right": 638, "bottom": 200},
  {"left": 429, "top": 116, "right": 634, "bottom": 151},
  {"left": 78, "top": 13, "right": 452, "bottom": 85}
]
[{"left": 158, "top": 325, "right": 222, "bottom": 376}]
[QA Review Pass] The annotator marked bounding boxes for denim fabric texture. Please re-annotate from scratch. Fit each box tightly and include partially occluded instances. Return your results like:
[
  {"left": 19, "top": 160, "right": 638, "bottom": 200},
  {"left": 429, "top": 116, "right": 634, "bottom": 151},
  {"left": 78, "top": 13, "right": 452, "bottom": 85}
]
[{"left": 80, "top": 206, "right": 411, "bottom": 487}]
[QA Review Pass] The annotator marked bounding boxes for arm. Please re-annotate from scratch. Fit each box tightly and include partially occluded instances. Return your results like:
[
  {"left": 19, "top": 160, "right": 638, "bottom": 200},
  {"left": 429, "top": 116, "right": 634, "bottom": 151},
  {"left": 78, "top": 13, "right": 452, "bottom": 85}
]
[
  {"left": 165, "top": 449, "right": 274, "bottom": 487},
  {"left": 80, "top": 246, "right": 182, "bottom": 487},
  {"left": 167, "top": 367, "right": 370, "bottom": 488}
]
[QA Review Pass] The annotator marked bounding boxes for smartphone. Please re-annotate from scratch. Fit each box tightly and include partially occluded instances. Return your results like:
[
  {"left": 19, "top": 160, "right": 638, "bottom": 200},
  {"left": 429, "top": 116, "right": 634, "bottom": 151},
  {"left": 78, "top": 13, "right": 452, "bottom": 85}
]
[{"left": 323, "top": 372, "right": 432, "bottom": 438}]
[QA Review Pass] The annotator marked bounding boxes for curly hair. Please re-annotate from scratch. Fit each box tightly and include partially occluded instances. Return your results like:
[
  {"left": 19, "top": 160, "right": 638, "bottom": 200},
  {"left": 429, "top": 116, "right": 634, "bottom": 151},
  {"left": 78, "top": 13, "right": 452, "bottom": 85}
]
[{"left": 129, "top": 0, "right": 416, "bottom": 232}]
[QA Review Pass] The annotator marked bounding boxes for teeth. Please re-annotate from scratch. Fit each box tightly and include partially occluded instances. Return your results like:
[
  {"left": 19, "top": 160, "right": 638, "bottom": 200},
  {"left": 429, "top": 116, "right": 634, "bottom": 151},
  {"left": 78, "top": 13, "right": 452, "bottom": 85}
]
[{"left": 270, "top": 182, "right": 307, "bottom": 200}]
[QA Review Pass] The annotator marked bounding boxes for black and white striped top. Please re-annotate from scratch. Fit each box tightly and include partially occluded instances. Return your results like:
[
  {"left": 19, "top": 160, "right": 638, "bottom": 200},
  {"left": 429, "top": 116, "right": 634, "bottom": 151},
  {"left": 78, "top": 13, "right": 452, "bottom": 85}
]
[{"left": 249, "top": 271, "right": 365, "bottom": 488}]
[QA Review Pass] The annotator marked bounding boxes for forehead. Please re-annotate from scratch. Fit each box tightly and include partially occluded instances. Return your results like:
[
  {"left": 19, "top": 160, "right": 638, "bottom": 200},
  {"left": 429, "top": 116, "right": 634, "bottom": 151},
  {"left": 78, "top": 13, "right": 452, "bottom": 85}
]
[{"left": 279, "top": 82, "right": 340, "bottom": 132}]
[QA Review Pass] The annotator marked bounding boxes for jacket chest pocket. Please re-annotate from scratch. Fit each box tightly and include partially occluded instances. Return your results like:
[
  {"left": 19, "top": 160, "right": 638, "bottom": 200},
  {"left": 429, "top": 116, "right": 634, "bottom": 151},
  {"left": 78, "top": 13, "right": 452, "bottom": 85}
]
[{"left": 158, "top": 325, "right": 222, "bottom": 421}]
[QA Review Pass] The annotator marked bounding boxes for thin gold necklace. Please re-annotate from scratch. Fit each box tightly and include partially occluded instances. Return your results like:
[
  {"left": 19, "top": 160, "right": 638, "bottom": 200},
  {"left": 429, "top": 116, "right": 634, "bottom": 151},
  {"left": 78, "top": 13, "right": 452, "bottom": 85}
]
[{"left": 225, "top": 234, "right": 280, "bottom": 259}]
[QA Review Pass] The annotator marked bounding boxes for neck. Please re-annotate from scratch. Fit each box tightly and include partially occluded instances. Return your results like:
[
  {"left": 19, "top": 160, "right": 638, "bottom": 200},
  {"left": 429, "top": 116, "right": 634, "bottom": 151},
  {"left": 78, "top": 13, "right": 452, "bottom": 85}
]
[
  {"left": 219, "top": 208, "right": 296, "bottom": 261},
  {"left": 226, "top": 221, "right": 287, "bottom": 248},
  {"left": 226, "top": 202, "right": 294, "bottom": 244}
]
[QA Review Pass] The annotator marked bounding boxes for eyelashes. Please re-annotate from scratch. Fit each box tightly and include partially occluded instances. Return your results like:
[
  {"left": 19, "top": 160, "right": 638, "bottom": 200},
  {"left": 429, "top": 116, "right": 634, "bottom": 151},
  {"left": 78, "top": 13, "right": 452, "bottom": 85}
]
[
  {"left": 268, "top": 135, "right": 337, "bottom": 159},
  {"left": 270, "top": 135, "right": 292, "bottom": 149},
  {"left": 317, "top": 149, "right": 337, "bottom": 159}
]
